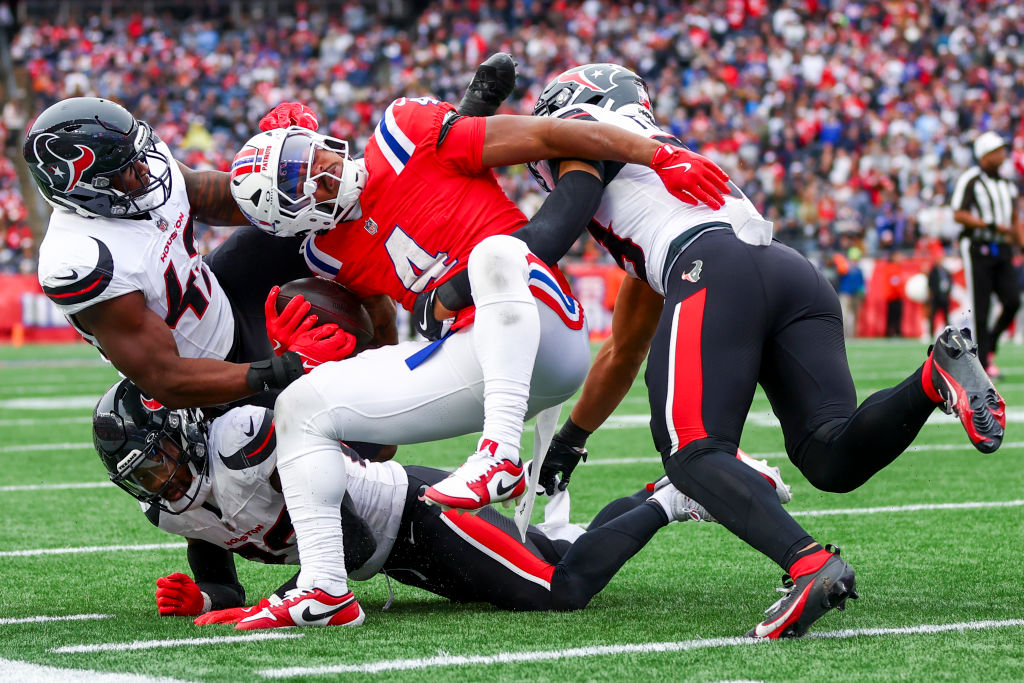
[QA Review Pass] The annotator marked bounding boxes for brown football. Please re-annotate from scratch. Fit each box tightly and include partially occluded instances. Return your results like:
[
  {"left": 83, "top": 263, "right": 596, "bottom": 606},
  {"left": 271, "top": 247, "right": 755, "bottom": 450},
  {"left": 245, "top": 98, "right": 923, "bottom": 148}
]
[{"left": 276, "top": 277, "right": 375, "bottom": 352}]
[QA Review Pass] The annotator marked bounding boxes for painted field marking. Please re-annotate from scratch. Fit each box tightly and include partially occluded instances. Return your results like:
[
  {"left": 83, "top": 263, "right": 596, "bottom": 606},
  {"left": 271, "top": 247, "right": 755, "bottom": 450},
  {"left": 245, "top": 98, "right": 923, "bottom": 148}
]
[
  {"left": 1, "top": 442, "right": 93, "bottom": 454},
  {"left": 0, "top": 614, "right": 112, "bottom": 626},
  {"left": 0, "top": 482, "right": 111, "bottom": 492},
  {"left": 1, "top": 543, "right": 184, "bottom": 558},
  {"left": 0, "top": 657, "right": 192, "bottom": 683},
  {"left": 6, "top": 499, "right": 1022, "bottom": 559},
  {"left": 0, "top": 416, "right": 92, "bottom": 427},
  {"left": 51, "top": 632, "right": 303, "bottom": 654},
  {"left": 256, "top": 618, "right": 1024, "bottom": 677}
]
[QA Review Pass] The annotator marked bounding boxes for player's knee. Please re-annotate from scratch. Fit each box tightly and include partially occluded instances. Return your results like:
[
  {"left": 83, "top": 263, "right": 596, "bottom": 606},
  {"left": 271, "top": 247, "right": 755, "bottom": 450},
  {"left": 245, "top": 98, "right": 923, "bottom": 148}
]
[{"left": 468, "top": 234, "right": 531, "bottom": 299}]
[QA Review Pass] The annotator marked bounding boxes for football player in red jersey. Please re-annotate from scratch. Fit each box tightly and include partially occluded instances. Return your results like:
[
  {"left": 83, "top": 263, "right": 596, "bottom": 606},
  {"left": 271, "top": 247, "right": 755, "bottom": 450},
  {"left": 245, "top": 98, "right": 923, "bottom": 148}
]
[{"left": 225, "top": 82, "right": 731, "bottom": 624}]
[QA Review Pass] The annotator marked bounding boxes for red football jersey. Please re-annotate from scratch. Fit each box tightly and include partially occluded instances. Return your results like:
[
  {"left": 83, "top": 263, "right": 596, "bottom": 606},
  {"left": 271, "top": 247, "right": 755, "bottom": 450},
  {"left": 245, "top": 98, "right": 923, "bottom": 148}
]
[{"left": 304, "top": 97, "right": 527, "bottom": 310}]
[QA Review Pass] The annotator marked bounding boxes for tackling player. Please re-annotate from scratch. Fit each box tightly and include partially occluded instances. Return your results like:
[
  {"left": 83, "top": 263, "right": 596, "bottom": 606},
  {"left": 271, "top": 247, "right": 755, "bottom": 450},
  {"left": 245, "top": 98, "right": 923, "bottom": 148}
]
[
  {"left": 92, "top": 378, "right": 792, "bottom": 626},
  {"left": 24, "top": 97, "right": 357, "bottom": 410},
  {"left": 458, "top": 63, "right": 1004, "bottom": 639}
]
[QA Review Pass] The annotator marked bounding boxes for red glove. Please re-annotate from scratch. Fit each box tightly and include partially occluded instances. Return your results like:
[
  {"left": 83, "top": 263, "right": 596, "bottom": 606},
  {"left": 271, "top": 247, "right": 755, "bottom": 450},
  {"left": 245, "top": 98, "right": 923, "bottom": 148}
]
[
  {"left": 259, "top": 102, "right": 320, "bottom": 131},
  {"left": 193, "top": 598, "right": 270, "bottom": 625},
  {"left": 290, "top": 323, "right": 357, "bottom": 372},
  {"left": 265, "top": 286, "right": 317, "bottom": 356},
  {"left": 155, "top": 573, "right": 205, "bottom": 617},
  {"left": 649, "top": 143, "right": 731, "bottom": 210}
]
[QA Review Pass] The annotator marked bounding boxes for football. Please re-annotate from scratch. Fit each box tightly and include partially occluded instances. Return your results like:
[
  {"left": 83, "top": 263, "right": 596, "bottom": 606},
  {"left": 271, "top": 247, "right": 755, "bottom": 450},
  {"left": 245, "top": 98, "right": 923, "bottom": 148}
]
[{"left": 276, "top": 277, "right": 375, "bottom": 352}]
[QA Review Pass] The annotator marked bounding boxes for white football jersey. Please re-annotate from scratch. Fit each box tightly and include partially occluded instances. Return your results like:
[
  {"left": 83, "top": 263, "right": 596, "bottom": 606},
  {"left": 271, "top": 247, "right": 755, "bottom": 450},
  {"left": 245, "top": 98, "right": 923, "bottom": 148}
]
[
  {"left": 36, "top": 141, "right": 234, "bottom": 360},
  {"left": 145, "top": 405, "right": 408, "bottom": 574},
  {"left": 538, "top": 104, "right": 772, "bottom": 296}
]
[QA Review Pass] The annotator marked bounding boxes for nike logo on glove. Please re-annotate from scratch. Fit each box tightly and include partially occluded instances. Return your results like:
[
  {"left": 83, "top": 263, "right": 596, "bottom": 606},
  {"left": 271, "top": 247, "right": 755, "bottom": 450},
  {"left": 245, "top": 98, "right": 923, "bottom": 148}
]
[
  {"left": 300, "top": 603, "right": 347, "bottom": 622},
  {"left": 243, "top": 417, "right": 255, "bottom": 438},
  {"left": 662, "top": 162, "right": 692, "bottom": 172}
]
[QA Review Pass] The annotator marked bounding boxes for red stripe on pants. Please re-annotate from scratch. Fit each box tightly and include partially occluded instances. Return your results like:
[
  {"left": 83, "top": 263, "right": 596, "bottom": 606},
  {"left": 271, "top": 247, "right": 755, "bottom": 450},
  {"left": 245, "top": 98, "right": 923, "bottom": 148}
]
[
  {"left": 442, "top": 510, "right": 555, "bottom": 584},
  {"left": 669, "top": 288, "right": 707, "bottom": 450}
]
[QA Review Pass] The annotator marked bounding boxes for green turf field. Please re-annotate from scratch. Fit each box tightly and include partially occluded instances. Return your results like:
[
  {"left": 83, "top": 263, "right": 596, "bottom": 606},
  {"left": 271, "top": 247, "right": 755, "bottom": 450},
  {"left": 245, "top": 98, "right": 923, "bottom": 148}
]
[{"left": 1, "top": 339, "right": 1021, "bottom": 682}]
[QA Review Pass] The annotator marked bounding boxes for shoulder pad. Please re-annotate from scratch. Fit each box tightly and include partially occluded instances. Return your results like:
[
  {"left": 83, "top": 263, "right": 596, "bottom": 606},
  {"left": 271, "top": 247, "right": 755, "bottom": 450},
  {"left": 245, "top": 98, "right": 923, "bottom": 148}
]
[
  {"left": 40, "top": 236, "right": 114, "bottom": 306},
  {"left": 213, "top": 406, "right": 276, "bottom": 471}
]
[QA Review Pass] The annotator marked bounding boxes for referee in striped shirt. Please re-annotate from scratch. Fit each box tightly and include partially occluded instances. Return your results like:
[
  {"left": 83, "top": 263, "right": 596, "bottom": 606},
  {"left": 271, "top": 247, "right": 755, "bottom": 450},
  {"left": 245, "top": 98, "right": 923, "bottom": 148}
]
[{"left": 951, "top": 131, "right": 1021, "bottom": 377}]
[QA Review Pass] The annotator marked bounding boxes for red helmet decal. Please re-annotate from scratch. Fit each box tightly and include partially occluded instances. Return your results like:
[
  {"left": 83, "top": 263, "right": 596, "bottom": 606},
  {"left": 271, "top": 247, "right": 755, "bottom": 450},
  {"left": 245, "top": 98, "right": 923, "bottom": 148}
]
[{"left": 140, "top": 394, "right": 164, "bottom": 411}]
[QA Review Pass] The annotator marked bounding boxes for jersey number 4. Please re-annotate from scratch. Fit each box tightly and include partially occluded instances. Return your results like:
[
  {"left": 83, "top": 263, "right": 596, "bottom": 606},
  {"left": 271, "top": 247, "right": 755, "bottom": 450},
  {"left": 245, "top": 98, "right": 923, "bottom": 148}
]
[{"left": 385, "top": 226, "right": 457, "bottom": 293}]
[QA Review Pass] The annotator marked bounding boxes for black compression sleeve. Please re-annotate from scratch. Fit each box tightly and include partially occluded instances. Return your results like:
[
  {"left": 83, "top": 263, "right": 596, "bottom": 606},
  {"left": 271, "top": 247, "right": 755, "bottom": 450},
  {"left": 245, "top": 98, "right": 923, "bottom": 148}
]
[
  {"left": 187, "top": 540, "right": 246, "bottom": 610},
  {"left": 432, "top": 169, "right": 606, "bottom": 312}
]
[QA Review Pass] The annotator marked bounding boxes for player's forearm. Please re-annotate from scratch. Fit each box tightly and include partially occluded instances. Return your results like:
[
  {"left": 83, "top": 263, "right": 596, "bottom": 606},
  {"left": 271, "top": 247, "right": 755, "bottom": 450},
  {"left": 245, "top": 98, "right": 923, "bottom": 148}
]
[
  {"left": 130, "top": 357, "right": 255, "bottom": 409},
  {"left": 544, "top": 118, "right": 661, "bottom": 167},
  {"left": 178, "top": 163, "right": 248, "bottom": 226},
  {"left": 953, "top": 210, "right": 990, "bottom": 230},
  {"left": 569, "top": 339, "right": 647, "bottom": 432}
]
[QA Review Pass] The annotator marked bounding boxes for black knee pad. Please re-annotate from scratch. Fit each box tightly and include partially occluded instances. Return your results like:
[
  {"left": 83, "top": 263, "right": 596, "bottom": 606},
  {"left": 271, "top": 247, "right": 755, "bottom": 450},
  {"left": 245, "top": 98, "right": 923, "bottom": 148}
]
[{"left": 663, "top": 436, "right": 737, "bottom": 495}]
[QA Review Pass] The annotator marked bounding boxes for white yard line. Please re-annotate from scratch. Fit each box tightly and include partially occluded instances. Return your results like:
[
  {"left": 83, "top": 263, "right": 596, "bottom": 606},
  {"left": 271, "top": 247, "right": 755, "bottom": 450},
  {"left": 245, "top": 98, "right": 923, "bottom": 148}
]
[
  {"left": 0, "top": 442, "right": 93, "bottom": 453},
  {"left": 0, "top": 416, "right": 92, "bottom": 427},
  {"left": 256, "top": 618, "right": 1024, "bottom": 677},
  {"left": 1, "top": 543, "right": 184, "bottom": 558},
  {"left": 0, "top": 658, "right": 192, "bottom": 683},
  {"left": 51, "top": 633, "right": 304, "bottom": 654},
  {"left": 0, "top": 614, "right": 112, "bottom": 625},
  {"left": 0, "top": 482, "right": 111, "bottom": 492},
  {"left": 5, "top": 499, "right": 1022, "bottom": 558}
]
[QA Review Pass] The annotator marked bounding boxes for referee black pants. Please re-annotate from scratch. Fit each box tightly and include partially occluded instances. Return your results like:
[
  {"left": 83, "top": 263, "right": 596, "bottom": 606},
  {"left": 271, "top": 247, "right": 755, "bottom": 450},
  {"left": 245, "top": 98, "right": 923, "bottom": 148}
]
[
  {"left": 648, "top": 231, "right": 939, "bottom": 570},
  {"left": 962, "top": 240, "right": 1020, "bottom": 364}
]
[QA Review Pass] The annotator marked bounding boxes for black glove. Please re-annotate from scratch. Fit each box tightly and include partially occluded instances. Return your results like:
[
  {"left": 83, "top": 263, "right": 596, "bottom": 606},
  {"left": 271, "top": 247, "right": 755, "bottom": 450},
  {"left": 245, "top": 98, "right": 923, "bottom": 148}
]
[
  {"left": 458, "top": 52, "right": 518, "bottom": 117},
  {"left": 412, "top": 289, "right": 447, "bottom": 341},
  {"left": 539, "top": 433, "right": 589, "bottom": 496}
]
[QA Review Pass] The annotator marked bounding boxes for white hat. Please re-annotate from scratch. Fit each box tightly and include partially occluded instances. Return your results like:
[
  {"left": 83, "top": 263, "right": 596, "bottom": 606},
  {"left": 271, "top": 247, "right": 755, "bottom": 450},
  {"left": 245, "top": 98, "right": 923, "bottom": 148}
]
[{"left": 974, "top": 131, "right": 1006, "bottom": 159}]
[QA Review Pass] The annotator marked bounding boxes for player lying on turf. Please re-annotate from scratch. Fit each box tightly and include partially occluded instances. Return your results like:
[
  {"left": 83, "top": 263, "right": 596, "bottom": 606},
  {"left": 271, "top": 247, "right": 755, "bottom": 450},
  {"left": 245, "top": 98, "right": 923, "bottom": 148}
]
[
  {"left": 92, "top": 378, "right": 791, "bottom": 627},
  {"left": 424, "top": 63, "right": 1007, "bottom": 639}
]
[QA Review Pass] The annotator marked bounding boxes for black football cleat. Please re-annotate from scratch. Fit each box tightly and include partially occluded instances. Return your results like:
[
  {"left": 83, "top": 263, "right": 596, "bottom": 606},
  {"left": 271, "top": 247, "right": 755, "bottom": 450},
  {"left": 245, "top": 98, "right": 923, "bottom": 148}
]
[
  {"left": 746, "top": 545, "right": 858, "bottom": 639},
  {"left": 928, "top": 327, "right": 1005, "bottom": 453},
  {"left": 458, "top": 52, "right": 518, "bottom": 117}
]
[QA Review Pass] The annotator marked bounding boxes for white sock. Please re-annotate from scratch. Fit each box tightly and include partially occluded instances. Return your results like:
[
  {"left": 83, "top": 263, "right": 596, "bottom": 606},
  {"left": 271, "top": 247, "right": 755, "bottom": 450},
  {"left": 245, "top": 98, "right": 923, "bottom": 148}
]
[
  {"left": 468, "top": 235, "right": 539, "bottom": 456},
  {"left": 275, "top": 381, "right": 349, "bottom": 596}
]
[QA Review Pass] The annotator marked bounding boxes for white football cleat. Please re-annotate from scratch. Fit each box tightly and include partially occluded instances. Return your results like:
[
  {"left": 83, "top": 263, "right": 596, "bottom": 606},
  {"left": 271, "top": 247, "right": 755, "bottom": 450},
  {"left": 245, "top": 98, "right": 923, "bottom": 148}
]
[
  {"left": 737, "top": 449, "right": 792, "bottom": 504},
  {"left": 648, "top": 477, "right": 715, "bottom": 522},
  {"left": 421, "top": 439, "right": 525, "bottom": 511},
  {"left": 234, "top": 587, "right": 364, "bottom": 630}
]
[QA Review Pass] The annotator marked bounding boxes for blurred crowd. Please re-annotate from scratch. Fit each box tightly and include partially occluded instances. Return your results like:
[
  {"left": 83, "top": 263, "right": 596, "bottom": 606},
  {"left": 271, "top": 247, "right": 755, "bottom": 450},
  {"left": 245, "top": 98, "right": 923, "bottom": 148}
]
[{"left": 3, "top": 0, "right": 1024, "bottom": 273}]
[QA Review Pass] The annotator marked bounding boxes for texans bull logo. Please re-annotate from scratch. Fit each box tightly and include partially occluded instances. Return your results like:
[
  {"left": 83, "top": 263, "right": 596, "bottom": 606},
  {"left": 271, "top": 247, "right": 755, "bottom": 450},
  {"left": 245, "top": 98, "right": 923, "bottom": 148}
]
[
  {"left": 556, "top": 66, "right": 619, "bottom": 93},
  {"left": 33, "top": 133, "right": 97, "bottom": 193}
]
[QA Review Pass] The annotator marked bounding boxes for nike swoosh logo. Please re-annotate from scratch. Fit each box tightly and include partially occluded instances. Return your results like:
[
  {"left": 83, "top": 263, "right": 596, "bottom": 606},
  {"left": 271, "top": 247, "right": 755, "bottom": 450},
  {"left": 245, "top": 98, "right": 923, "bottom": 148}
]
[
  {"left": 302, "top": 359, "right": 318, "bottom": 372},
  {"left": 300, "top": 603, "right": 347, "bottom": 623},
  {"left": 272, "top": 340, "right": 282, "bottom": 352},
  {"left": 243, "top": 417, "right": 255, "bottom": 438},
  {"left": 663, "top": 162, "right": 692, "bottom": 172},
  {"left": 495, "top": 479, "right": 518, "bottom": 496},
  {"left": 53, "top": 269, "right": 79, "bottom": 281},
  {"left": 421, "top": 295, "right": 433, "bottom": 331}
]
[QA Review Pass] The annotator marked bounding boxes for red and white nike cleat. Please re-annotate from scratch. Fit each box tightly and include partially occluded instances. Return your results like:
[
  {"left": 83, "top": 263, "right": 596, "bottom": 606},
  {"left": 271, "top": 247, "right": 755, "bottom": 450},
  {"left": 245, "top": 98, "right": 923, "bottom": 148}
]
[
  {"left": 924, "top": 327, "right": 1005, "bottom": 453},
  {"left": 736, "top": 449, "right": 792, "bottom": 504},
  {"left": 234, "top": 587, "right": 364, "bottom": 630},
  {"left": 421, "top": 439, "right": 525, "bottom": 510}
]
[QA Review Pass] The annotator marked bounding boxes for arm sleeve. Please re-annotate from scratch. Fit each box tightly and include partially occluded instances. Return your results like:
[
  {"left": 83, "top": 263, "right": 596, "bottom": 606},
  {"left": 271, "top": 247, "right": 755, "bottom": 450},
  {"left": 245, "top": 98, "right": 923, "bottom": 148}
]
[
  {"left": 434, "top": 169, "right": 606, "bottom": 312},
  {"left": 187, "top": 540, "right": 246, "bottom": 610}
]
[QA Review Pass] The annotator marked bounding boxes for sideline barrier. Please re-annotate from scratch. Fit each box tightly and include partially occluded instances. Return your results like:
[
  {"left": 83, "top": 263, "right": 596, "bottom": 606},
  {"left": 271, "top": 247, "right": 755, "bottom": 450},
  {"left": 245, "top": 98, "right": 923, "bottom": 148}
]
[{"left": 0, "top": 274, "right": 81, "bottom": 344}]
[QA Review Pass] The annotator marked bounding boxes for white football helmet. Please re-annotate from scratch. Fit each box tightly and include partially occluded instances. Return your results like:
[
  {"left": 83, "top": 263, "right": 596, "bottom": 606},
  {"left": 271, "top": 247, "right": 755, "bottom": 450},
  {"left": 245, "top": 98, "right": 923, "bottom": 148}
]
[{"left": 230, "top": 126, "right": 366, "bottom": 237}]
